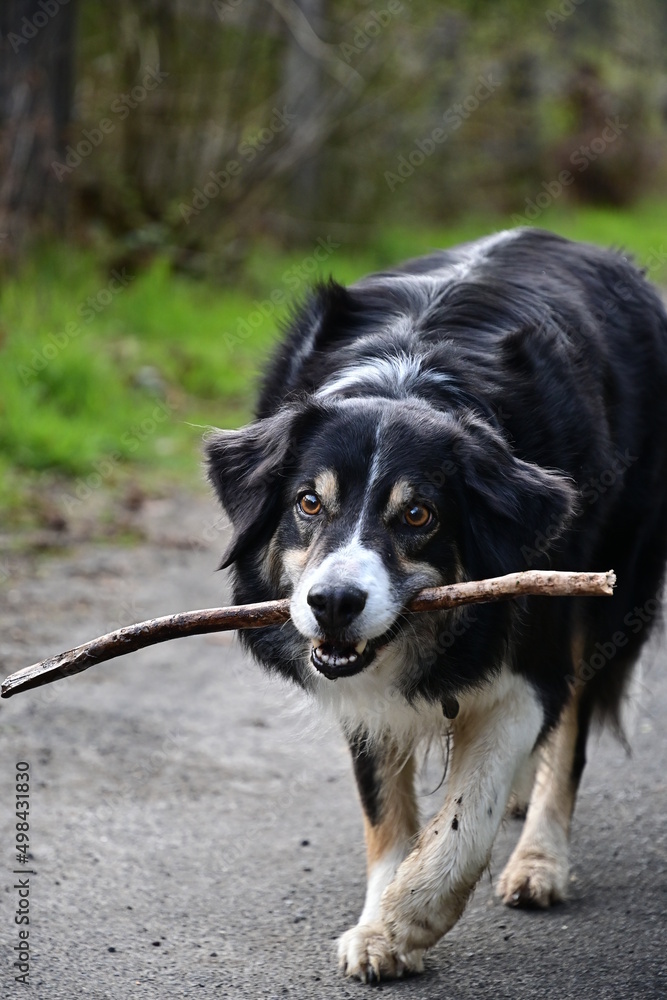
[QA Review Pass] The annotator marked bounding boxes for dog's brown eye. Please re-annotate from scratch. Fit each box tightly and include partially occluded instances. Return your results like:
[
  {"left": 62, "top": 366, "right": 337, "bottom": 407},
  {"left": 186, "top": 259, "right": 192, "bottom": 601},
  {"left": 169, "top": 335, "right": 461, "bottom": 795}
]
[
  {"left": 403, "top": 504, "right": 433, "bottom": 528},
  {"left": 298, "top": 493, "right": 322, "bottom": 516}
]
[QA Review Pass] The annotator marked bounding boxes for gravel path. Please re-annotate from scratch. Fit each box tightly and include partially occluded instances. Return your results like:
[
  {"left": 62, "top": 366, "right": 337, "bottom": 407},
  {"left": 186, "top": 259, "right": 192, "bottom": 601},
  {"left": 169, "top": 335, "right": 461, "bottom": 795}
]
[{"left": 1, "top": 494, "right": 665, "bottom": 999}]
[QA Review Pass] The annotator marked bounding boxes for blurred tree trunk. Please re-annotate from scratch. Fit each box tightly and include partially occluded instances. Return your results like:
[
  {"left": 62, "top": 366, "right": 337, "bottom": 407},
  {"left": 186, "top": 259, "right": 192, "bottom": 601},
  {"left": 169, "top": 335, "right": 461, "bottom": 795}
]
[
  {"left": 280, "top": 0, "right": 325, "bottom": 219},
  {"left": 0, "top": 0, "right": 78, "bottom": 261}
]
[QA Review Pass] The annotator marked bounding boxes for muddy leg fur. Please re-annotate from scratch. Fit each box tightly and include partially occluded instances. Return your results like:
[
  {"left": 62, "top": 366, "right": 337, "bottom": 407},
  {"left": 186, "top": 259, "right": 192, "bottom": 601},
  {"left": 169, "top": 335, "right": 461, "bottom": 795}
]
[
  {"left": 338, "top": 734, "right": 421, "bottom": 982},
  {"left": 340, "top": 673, "right": 544, "bottom": 981},
  {"left": 380, "top": 675, "right": 543, "bottom": 960}
]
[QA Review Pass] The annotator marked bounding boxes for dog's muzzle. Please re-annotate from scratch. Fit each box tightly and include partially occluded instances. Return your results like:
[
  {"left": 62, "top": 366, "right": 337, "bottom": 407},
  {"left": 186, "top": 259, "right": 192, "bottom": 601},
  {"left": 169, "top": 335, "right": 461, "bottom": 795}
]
[{"left": 306, "top": 583, "right": 377, "bottom": 678}]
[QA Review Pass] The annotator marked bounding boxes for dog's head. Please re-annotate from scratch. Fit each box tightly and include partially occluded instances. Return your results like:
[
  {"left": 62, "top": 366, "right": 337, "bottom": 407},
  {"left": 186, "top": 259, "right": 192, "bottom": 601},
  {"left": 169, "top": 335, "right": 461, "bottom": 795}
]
[{"left": 206, "top": 398, "right": 575, "bottom": 683}]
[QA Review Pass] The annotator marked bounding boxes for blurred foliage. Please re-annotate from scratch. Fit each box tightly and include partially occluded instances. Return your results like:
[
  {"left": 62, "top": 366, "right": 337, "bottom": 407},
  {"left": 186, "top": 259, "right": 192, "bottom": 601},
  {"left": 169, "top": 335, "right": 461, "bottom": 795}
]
[
  {"left": 20, "top": 0, "right": 663, "bottom": 273},
  {"left": 2, "top": 198, "right": 667, "bottom": 523}
]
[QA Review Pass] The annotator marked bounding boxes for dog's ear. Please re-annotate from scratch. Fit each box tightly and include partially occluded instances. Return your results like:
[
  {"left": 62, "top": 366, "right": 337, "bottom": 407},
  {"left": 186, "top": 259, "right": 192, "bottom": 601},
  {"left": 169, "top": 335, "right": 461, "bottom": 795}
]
[
  {"left": 453, "top": 416, "right": 577, "bottom": 576},
  {"left": 205, "top": 408, "right": 298, "bottom": 569}
]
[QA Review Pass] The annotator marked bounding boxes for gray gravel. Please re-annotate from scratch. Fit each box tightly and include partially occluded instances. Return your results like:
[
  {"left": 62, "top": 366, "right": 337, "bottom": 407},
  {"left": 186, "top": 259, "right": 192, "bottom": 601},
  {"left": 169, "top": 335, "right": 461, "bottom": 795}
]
[{"left": 1, "top": 494, "right": 665, "bottom": 1000}]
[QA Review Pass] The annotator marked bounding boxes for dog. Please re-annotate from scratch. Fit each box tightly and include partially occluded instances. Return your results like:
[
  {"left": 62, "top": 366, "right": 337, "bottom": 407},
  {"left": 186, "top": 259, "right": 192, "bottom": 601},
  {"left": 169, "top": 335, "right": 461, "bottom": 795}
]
[{"left": 206, "top": 228, "right": 667, "bottom": 982}]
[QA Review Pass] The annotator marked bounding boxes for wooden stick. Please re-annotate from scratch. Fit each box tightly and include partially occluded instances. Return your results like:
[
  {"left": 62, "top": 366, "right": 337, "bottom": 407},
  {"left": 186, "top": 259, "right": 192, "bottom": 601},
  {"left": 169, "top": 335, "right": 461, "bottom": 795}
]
[{"left": 1, "top": 569, "right": 615, "bottom": 699}]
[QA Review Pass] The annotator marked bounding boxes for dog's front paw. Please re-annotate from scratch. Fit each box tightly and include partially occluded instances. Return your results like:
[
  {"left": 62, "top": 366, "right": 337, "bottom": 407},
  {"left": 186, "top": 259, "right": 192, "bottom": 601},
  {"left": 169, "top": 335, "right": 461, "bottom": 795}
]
[
  {"left": 497, "top": 849, "right": 569, "bottom": 908},
  {"left": 380, "top": 873, "right": 460, "bottom": 955},
  {"left": 337, "top": 922, "right": 424, "bottom": 983}
]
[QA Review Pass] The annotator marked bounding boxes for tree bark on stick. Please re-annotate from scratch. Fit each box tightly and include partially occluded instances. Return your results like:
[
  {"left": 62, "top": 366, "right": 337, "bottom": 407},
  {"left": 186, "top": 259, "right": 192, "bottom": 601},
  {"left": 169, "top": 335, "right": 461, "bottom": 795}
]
[{"left": 1, "top": 569, "right": 615, "bottom": 699}]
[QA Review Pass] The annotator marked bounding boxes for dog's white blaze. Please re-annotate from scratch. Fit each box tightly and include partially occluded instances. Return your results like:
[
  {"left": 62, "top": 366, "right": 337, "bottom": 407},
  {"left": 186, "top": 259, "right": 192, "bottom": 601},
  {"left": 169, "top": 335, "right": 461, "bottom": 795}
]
[{"left": 290, "top": 540, "right": 399, "bottom": 642}]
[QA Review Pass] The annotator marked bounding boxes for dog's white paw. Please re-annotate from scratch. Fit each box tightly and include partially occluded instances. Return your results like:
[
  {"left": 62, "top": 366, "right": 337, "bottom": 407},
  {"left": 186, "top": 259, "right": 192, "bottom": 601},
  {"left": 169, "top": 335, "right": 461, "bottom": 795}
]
[
  {"left": 497, "top": 849, "right": 569, "bottom": 908},
  {"left": 337, "top": 922, "right": 424, "bottom": 983}
]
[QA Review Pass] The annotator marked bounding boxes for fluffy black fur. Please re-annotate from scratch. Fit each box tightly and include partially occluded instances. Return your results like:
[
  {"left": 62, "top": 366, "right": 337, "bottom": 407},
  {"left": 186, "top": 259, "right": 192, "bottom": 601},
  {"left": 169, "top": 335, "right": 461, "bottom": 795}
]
[{"left": 207, "top": 228, "right": 667, "bottom": 739}]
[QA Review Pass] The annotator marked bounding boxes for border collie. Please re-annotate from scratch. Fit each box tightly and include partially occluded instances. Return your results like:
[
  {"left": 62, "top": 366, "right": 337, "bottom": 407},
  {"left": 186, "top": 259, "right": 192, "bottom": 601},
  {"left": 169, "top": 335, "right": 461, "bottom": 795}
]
[{"left": 206, "top": 228, "right": 667, "bottom": 982}]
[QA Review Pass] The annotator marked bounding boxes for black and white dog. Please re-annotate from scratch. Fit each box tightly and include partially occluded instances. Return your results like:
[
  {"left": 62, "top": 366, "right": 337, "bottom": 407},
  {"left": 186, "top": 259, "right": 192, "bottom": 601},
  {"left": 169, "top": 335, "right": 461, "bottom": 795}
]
[{"left": 206, "top": 228, "right": 667, "bottom": 981}]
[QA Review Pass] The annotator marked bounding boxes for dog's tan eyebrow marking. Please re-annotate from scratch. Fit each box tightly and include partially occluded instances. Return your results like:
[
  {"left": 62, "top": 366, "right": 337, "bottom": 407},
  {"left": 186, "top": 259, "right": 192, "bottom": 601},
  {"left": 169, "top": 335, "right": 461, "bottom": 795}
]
[
  {"left": 314, "top": 469, "right": 340, "bottom": 514},
  {"left": 383, "top": 479, "right": 414, "bottom": 521}
]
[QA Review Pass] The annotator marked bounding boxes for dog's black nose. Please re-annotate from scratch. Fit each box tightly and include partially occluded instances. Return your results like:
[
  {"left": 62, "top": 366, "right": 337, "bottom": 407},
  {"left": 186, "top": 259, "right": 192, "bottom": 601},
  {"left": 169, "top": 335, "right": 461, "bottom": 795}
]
[{"left": 307, "top": 585, "right": 367, "bottom": 633}]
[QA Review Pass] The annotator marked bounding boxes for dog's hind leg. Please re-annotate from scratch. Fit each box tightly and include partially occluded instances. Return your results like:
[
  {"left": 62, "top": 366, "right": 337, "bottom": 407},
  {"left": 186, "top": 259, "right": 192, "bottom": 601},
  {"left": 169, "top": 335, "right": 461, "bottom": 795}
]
[
  {"left": 338, "top": 733, "right": 422, "bottom": 982},
  {"left": 496, "top": 676, "right": 591, "bottom": 908},
  {"left": 506, "top": 752, "right": 539, "bottom": 819}
]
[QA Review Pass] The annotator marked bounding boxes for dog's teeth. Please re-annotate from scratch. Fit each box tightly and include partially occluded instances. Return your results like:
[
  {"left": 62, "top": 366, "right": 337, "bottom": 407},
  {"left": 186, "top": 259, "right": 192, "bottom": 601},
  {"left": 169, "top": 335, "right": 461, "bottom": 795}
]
[
  {"left": 311, "top": 640, "right": 364, "bottom": 671},
  {"left": 354, "top": 640, "right": 368, "bottom": 654}
]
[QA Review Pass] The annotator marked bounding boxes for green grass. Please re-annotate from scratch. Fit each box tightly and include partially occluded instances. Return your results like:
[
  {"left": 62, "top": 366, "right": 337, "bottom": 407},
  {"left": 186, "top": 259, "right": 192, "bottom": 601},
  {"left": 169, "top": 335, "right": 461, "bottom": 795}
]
[{"left": 2, "top": 199, "right": 667, "bottom": 526}]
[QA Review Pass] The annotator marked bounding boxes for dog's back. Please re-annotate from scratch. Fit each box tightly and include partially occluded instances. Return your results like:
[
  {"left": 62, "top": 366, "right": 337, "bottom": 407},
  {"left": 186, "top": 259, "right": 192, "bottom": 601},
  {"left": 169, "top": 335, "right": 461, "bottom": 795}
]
[{"left": 259, "top": 227, "right": 667, "bottom": 715}]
